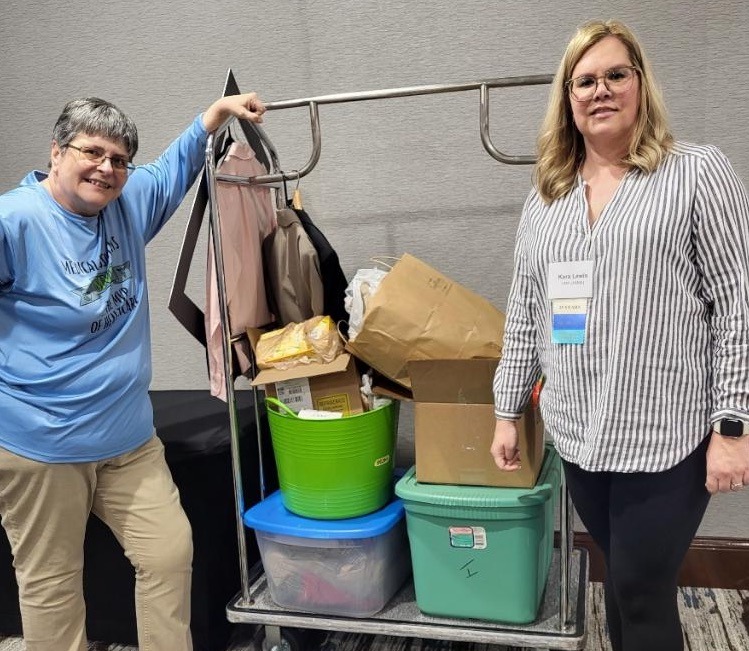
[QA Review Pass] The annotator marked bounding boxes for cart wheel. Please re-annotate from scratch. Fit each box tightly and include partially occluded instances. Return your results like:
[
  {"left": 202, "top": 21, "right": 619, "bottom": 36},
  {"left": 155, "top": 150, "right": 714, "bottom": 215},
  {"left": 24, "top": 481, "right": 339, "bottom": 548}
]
[{"left": 260, "top": 626, "right": 309, "bottom": 651}]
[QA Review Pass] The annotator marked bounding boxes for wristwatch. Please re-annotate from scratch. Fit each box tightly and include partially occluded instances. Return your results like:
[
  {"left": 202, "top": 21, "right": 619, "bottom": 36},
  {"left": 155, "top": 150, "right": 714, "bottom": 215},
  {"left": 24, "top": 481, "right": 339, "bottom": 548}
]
[{"left": 713, "top": 417, "right": 749, "bottom": 438}]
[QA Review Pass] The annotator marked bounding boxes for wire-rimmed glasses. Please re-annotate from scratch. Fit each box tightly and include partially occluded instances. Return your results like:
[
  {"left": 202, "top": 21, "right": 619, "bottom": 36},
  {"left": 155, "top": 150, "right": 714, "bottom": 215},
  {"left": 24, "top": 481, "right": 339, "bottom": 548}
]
[
  {"left": 566, "top": 66, "right": 639, "bottom": 102},
  {"left": 66, "top": 144, "right": 135, "bottom": 174}
]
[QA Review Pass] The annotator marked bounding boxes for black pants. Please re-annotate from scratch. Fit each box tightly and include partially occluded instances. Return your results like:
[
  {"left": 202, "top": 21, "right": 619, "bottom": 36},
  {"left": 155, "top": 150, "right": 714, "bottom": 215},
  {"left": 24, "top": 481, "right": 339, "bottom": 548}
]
[{"left": 562, "top": 437, "right": 711, "bottom": 651}]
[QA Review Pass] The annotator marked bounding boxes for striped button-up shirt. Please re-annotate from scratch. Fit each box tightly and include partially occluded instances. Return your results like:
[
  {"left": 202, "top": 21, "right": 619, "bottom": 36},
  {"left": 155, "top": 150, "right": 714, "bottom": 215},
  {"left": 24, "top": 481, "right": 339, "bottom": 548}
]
[{"left": 493, "top": 143, "right": 749, "bottom": 472}]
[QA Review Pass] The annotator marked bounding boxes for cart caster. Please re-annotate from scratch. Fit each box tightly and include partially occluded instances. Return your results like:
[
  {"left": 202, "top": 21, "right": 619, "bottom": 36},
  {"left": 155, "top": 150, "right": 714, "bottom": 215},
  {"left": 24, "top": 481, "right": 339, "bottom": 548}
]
[{"left": 260, "top": 625, "right": 310, "bottom": 651}]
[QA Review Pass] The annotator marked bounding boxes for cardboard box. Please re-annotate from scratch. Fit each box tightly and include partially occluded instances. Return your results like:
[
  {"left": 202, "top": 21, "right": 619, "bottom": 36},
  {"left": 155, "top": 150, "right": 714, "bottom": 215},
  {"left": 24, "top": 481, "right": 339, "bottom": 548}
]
[
  {"left": 408, "top": 358, "right": 544, "bottom": 488},
  {"left": 251, "top": 353, "right": 364, "bottom": 416}
]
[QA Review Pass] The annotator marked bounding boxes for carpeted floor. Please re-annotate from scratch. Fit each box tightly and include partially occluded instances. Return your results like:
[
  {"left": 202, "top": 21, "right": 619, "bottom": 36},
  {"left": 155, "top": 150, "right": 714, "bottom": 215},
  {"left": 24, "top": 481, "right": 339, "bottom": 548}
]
[{"left": 1, "top": 584, "right": 747, "bottom": 650}]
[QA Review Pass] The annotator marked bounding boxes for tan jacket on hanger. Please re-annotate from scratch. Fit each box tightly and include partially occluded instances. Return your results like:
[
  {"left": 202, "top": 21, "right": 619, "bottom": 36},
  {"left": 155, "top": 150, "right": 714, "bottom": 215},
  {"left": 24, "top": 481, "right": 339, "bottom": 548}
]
[
  {"left": 206, "top": 142, "right": 276, "bottom": 400},
  {"left": 262, "top": 208, "right": 324, "bottom": 325}
]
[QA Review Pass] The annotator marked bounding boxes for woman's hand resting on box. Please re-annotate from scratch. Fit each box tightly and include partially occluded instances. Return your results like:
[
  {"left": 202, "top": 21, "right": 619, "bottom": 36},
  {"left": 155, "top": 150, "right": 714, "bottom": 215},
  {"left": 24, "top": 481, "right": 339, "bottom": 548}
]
[{"left": 491, "top": 419, "right": 521, "bottom": 471}]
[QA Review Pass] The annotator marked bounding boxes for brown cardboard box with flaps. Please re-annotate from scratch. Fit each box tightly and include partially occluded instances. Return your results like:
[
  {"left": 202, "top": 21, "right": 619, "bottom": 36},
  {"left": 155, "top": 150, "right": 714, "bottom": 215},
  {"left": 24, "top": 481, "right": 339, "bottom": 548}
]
[
  {"left": 248, "top": 328, "right": 364, "bottom": 416},
  {"left": 407, "top": 358, "right": 544, "bottom": 488}
]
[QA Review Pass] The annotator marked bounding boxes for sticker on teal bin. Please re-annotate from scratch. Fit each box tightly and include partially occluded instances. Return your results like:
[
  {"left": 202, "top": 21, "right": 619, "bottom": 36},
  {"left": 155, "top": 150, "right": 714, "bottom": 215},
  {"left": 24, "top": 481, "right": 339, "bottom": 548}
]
[{"left": 449, "top": 526, "right": 487, "bottom": 550}]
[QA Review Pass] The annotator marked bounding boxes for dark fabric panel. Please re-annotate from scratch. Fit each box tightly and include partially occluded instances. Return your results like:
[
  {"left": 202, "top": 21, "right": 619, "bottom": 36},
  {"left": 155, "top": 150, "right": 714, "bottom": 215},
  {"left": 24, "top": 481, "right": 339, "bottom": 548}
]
[{"left": 291, "top": 206, "right": 350, "bottom": 338}]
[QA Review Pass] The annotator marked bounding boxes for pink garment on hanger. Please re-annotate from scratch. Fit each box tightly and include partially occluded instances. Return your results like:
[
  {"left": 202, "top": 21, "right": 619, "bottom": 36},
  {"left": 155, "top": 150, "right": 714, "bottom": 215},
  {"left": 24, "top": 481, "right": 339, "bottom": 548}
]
[{"left": 206, "top": 142, "right": 276, "bottom": 400}]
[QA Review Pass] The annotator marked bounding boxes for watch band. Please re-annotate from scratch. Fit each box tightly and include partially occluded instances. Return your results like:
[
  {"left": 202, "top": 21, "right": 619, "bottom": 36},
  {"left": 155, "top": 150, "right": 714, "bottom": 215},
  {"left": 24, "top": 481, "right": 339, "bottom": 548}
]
[{"left": 714, "top": 418, "right": 749, "bottom": 438}]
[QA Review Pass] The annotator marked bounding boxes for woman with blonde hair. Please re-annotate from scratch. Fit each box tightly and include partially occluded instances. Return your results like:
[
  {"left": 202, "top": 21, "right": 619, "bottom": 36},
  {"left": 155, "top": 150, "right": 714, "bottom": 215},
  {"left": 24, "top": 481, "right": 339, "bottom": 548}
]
[{"left": 492, "top": 19, "right": 749, "bottom": 651}]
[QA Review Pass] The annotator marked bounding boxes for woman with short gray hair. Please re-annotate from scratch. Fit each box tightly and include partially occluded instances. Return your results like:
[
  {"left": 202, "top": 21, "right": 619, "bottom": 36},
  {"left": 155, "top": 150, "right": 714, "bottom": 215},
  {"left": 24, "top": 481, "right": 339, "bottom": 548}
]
[{"left": 0, "top": 91, "right": 266, "bottom": 651}]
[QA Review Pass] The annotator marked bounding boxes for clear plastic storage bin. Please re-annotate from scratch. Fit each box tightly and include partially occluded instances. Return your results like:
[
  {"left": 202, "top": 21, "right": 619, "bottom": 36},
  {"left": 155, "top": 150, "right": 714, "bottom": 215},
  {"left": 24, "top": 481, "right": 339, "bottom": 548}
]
[{"left": 244, "top": 490, "right": 411, "bottom": 617}]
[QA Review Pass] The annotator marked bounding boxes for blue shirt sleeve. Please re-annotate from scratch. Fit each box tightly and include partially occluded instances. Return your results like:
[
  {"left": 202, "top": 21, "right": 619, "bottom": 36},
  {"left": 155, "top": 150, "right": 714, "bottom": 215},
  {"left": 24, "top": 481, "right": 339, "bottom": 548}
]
[{"left": 119, "top": 114, "right": 209, "bottom": 243}]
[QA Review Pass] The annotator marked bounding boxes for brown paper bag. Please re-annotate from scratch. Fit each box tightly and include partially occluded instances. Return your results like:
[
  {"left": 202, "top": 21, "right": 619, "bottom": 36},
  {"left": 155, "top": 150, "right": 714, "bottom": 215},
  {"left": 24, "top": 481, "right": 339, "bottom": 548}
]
[{"left": 345, "top": 253, "right": 506, "bottom": 387}]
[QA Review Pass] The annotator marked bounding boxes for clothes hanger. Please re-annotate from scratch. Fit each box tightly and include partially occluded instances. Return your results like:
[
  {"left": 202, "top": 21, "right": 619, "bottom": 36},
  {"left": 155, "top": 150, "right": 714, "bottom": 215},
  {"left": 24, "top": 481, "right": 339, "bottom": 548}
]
[
  {"left": 291, "top": 170, "right": 303, "bottom": 210},
  {"left": 214, "top": 123, "right": 236, "bottom": 167},
  {"left": 278, "top": 171, "right": 290, "bottom": 210}
]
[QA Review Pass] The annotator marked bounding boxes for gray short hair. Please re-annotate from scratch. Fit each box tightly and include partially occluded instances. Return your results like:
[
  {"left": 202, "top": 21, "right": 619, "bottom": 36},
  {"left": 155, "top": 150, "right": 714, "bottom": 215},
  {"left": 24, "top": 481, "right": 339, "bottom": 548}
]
[{"left": 52, "top": 97, "right": 139, "bottom": 160}]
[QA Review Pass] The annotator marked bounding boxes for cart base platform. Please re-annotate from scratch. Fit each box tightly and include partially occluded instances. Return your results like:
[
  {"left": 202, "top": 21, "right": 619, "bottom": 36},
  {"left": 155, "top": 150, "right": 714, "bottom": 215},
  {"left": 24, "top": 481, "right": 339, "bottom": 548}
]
[{"left": 227, "top": 548, "right": 588, "bottom": 650}]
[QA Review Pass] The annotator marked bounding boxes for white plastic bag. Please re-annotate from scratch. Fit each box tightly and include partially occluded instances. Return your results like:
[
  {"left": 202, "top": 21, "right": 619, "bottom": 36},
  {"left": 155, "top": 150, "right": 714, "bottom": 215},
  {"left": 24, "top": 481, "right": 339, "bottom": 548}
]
[
  {"left": 360, "top": 370, "right": 393, "bottom": 411},
  {"left": 344, "top": 268, "right": 388, "bottom": 341}
]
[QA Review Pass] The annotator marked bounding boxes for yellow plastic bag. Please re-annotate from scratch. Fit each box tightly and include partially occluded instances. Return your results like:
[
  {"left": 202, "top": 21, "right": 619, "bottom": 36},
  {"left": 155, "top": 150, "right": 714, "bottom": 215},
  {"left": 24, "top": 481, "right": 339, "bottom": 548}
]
[{"left": 255, "top": 316, "right": 344, "bottom": 370}]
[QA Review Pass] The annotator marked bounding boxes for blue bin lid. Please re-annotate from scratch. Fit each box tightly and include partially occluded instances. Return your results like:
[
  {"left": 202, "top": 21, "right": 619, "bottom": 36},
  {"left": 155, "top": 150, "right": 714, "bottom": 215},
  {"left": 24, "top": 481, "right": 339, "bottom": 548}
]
[
  {"left": 243, "top": 490, "right": 404, "bottom": 539},
  {"left": 395, "top": 445, "right": 559, "bottom": 508}
]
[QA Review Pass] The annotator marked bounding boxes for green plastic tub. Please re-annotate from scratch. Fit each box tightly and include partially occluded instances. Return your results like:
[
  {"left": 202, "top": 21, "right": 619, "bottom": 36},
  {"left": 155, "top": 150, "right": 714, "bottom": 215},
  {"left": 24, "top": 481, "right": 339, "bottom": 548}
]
[
  {"left": 394, "top": 446, "right": 559, "bottom": 624},
  {"left": 266, "top": 398, "right": 399, "bottom": 519}
]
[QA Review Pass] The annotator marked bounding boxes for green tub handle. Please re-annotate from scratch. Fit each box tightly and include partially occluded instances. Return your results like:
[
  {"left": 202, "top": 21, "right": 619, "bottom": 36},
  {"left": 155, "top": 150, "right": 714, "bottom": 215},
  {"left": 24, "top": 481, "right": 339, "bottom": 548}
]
[{"left": 265, "top": 397, "right": 300, "bottom": 418}]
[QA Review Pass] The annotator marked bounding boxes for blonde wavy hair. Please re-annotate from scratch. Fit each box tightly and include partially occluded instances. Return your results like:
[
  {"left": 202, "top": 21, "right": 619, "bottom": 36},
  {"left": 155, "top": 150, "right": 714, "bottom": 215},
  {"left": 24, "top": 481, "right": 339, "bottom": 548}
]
[{"left": 535, "top": 20, "right": 673, "bottom": 203}]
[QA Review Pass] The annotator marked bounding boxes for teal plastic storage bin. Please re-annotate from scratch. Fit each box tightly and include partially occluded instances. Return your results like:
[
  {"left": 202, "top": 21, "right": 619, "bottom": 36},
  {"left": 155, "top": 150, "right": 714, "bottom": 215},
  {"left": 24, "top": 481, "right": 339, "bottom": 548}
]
[
  {"left": 266, "top": 398, "right": 399, "bottom": 519},
  {"left": 394, "top": 446, "right": 560, "bottom": 624},
  {"left": 244, "top": 491, "right": 411, "bottom": 617}
]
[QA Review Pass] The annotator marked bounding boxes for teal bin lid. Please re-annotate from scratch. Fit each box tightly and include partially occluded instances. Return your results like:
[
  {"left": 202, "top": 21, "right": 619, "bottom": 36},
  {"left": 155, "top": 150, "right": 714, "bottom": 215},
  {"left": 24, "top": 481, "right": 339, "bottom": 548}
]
[
  {"left": 395, "top": 445, "right": 559, "bottom": 508},
  {"left": 244, "top": 490, "right": 404, "bottom": 539}
]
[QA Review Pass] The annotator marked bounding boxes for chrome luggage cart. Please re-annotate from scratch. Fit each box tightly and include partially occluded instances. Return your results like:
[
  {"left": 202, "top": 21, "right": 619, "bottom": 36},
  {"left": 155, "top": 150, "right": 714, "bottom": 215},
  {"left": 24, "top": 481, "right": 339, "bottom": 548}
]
[
  {"left": 226, "top": 510, "right": 588, "bottom": 651},
  {"left": 198, "top": 69, "right": 589, "bottom": 651}
]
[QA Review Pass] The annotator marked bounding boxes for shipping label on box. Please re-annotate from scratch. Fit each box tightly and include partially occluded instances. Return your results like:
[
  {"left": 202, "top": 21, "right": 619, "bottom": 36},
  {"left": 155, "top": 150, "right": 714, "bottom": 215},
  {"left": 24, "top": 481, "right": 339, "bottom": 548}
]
[
  {"left": 275, "top": 378, "right": 314, "bottom": 412},
  {"left": 314, "top": 392, "right": 353, "bottom": 414}
]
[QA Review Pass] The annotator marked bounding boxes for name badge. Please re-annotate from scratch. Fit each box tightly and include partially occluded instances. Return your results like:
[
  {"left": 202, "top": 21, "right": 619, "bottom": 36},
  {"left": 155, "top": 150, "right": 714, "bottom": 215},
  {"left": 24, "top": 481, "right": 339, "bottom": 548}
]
[
  {"left": 547, "top": 261, "right": 593, "bottom": 345},
  {"left": 547, "top": 261, "right": 594, "bottom": 299}
]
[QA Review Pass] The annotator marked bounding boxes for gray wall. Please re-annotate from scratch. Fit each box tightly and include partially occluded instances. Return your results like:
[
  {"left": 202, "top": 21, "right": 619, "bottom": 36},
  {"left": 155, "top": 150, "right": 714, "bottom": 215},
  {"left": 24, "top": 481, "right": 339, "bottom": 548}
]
[{"left": 1, "top": 1, "right": 747, "bottom": 536}]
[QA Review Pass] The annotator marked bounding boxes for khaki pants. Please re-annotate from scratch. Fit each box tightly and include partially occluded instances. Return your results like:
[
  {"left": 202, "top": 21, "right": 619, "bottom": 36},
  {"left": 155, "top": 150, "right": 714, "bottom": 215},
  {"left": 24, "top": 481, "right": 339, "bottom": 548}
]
[{"left": 0, "top": 435, "right": 193, "bottom": 651}]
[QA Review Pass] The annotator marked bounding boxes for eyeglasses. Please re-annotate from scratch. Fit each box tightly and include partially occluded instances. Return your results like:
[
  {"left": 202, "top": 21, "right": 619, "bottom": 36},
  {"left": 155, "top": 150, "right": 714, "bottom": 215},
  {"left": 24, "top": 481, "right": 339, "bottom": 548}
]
[
  {"left": 66, "top": 144, "right": 135, "bottom": 174},
  {"left": 566, "top": 66, "right": 639, "bottom": 102}
]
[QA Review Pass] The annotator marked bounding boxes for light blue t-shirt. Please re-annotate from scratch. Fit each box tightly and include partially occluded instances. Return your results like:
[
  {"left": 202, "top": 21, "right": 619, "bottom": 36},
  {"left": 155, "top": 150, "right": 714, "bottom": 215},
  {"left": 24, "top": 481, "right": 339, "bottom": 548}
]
[{"left": 0, "top": 115, "right": 208, "bottom": 462}]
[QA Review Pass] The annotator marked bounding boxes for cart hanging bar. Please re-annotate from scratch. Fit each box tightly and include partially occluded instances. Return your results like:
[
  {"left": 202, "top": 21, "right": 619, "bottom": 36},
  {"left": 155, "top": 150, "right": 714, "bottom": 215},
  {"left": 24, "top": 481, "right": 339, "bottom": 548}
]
[
  {"left": 215, "top": 72, "right": 554, "bottom": 187},
  {"left": 262, "top": 73, "right": 553, "bottom": 109}
]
